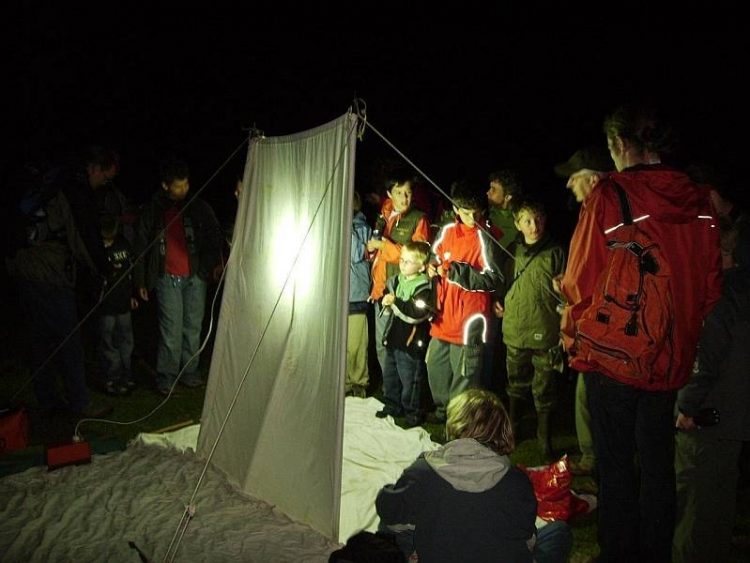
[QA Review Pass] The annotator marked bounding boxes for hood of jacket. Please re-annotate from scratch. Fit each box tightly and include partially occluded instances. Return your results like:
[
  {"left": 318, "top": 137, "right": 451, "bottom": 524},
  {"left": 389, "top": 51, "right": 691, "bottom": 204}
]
[
  {"left": 610, "top": 164, "right": 713, "bottom": 224},
  {"left": 424, "top": 438, "right": 510, "bottom": 492}
]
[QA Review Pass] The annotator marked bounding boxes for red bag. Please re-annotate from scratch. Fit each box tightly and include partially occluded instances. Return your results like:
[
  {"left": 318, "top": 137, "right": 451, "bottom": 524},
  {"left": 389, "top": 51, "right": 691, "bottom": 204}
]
[
  {"left": 0, "top": 406, "right": 30, "bottom": 454},
  {"left": 572, "top": 183, "right": 675, "bottom": 383},
  {"left": 519, "top": 455, "right": 590, "bottom": 521}
]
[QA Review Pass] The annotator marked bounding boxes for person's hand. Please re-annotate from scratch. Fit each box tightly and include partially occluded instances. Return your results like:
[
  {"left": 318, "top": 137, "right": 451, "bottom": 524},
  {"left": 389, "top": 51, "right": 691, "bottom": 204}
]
[
  {"left": 367, "top": 239, "right": 384, "bottom": 252},
  {"left": 130, "top": 297, "right": 140, "bottom": 310},
  {"left": 552, "top": 274, "right": 563, "bottom": 294},
  {"left": 427, "top": 263, "right": 439, "bottom": 278},
  {"left": 675, "top": 412, "right": 696, "bottom": 431},
  {"left": 493, "top": 301, "right": 505, "bottom": 318},
  {"left": 138, "top": 287, "right": 149, "bottom": 301},
  {"left": 382, "top": 293, "right": 395, "bottom": 307}
]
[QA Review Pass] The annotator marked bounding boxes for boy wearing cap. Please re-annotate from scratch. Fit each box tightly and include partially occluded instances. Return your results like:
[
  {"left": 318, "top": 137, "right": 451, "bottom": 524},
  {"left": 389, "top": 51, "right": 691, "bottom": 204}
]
[{"left": 553, "top": 146, "right": 613, "bottom": 473}]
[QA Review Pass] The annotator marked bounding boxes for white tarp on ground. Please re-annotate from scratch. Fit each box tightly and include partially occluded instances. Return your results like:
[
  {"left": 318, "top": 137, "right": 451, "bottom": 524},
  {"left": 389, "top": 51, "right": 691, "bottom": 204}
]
[
  {"left": 0, "top": 397, "right": 438, "bottom": 561},
  {"left": 197, "top": 113, "right": 358, "bottom": 541}
]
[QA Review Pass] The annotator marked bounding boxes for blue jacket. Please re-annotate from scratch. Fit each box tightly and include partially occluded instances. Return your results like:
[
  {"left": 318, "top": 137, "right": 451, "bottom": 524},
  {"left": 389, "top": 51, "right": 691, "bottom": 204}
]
[{"left": 349, "top": 211, "right": 372, "bottom": 311}]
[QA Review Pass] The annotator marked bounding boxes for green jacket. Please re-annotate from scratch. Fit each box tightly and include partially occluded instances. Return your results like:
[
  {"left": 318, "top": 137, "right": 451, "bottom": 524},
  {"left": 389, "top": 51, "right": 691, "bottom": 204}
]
[
  {"left": 501, "top": 233, "right": 565, "bottom": 350},
  {"left": 488, "top": 206, "right": 518, "bottom": 249}
]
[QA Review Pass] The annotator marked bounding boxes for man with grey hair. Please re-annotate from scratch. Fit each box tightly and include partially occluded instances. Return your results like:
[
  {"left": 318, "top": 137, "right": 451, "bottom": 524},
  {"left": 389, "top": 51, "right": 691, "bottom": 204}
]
[
  {"left": 554, "top": 146, "right": 613, "bottom": 204},
  {"left": 553, "top": 146, "right": 613, "bottom": 476}
]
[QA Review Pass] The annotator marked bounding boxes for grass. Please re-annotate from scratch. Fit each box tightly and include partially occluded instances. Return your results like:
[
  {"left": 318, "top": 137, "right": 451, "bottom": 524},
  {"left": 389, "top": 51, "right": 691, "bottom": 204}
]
[{"left": 1, "top": 305, "right": 749, "bottom": 562}]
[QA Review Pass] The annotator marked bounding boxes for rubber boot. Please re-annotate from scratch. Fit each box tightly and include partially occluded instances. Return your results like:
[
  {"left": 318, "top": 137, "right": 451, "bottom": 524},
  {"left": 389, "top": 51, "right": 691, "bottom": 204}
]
[
  {"left": 537, "top": 411, "right": 554, "bottom": 461},
  {"left": 508, "top": 397, "right": 524, "bottom": 441}
]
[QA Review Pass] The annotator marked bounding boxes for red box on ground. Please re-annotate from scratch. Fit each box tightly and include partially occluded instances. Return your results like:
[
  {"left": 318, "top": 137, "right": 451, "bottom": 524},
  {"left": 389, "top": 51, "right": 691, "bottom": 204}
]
[{"left": 45, "top": 441, "right": 92, "bottom": 471}]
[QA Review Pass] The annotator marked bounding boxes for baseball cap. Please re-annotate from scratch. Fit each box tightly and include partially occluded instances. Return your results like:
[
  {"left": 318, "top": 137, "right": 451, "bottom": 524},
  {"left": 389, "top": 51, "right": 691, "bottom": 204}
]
[{"left": 554, "top": 146, "right": 614, "bottom": 178}]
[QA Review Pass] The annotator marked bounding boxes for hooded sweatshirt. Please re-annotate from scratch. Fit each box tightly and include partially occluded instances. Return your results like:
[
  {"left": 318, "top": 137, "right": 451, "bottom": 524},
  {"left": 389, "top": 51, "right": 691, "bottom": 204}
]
[
  {"left": 376, "top": 438, "right": 537, "bottom": 563},
  {"left": 560, "top": 165, "right": 722, "bottom": 390}
]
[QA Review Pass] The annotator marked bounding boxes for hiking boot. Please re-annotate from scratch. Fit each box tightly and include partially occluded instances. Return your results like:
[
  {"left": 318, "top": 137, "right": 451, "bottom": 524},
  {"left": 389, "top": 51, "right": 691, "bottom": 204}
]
[
  {"left": 508, "top": 397, "right": 525, "bottom": 440},
  {"left": 569, "top": 458, "right": 595, "bottom": 476},
  {"left": 537, "top": 411, "right": 555, "bottom": 461}
]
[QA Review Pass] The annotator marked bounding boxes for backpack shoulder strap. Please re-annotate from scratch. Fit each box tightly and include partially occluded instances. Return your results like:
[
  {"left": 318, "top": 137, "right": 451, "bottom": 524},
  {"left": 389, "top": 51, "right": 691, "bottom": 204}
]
[{"left": 610, "top": 180, "right": 633, "bottom": 226}]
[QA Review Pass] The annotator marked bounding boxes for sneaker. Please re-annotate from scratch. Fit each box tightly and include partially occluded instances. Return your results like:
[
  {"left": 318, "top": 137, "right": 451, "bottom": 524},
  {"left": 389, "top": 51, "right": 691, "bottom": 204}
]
[
  {"left": 180, "top": 376, "right": 205, "bottom": 388},
  {"left": 121, "top": 377, "right": 137, "bottom": 390},
  {"left": 104, "top": 380, "right": 128, "bottom": 396}
]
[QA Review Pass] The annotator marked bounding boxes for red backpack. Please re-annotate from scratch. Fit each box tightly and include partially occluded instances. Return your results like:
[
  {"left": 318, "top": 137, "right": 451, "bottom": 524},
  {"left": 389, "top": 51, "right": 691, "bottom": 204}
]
[{"left": 572, "top": 183, "right": 674, "bottom": 383}]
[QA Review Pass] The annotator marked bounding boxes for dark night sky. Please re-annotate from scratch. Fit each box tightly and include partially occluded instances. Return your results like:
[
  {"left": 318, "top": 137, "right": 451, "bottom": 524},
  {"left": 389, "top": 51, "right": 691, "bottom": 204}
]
[{"left": 5, "top": 7, "right": 746, "bottom": 220}]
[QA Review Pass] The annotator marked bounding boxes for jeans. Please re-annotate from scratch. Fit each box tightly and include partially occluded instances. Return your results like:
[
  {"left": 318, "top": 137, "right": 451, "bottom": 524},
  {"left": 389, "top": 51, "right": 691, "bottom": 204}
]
[
  {"left": 155, "top": 274, "right": 207, "bottom": 389},
  {"left": 534, "top": 521, "right": 573, "bottom": 563},
  {"left": 585, "top": 372, "right": 676, "bottom": 563},
  {"left": 18, "top": 280, "right": 89, "bottom": 412},
  {"left": 381, "top": 348, "right": 423, "bottom": 416},
  {"left": 99, "top": 312, "right": 134, "bottom": 383}
]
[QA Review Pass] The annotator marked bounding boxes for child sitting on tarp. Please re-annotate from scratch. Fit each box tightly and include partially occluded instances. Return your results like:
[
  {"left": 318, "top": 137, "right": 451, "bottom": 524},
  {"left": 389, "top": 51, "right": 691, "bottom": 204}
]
[{"left": 376, "top": 388, "right": 572, "bottom": 563}]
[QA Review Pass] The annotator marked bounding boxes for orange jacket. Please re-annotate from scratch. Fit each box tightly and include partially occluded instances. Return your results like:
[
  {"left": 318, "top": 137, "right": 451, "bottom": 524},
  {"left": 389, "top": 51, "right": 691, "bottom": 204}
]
[
  {"left": 369, "top": 199, "right": 430, "bottom": 300},
  {"left": 560, "top": 165, "right": 722, "bottom": 390},
  {"left": 430, "top": 220, "right": 504, "bottom": 345}
]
